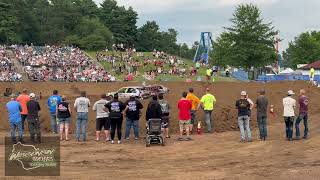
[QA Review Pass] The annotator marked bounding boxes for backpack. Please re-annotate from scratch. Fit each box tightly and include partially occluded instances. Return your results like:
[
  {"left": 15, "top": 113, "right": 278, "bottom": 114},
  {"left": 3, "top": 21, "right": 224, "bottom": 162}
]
[
  {"left": 238, "top": 99, "right": 249, "bottom": 111},
  {"left": 159, "top": 100, "right": 169, "bottom": 113}
]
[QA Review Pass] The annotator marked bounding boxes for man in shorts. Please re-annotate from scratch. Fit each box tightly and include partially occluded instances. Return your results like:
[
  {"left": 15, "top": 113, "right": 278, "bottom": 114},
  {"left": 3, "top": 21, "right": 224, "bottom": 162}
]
[
  {"left": 177, "top": 92, "right": 192, "bottom": 141},
  {"left": 93, "top": 94, "right": 110, "bottom": 141}
]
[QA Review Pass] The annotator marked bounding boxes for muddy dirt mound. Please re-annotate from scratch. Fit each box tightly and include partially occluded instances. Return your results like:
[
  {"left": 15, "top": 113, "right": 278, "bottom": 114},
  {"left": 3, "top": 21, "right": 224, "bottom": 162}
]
[{"left": 0, "top": 81, "right": 317, "bottom": 134}]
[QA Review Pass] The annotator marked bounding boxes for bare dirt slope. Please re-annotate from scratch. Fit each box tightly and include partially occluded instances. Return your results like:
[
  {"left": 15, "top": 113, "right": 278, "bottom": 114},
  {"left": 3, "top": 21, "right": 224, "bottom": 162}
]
[
  {"left": 0, "top": 118, "right": 320, "bottom": 180},
  {"left": 0, "top": 81, "right": 318, "bottom": 134},
  {"left": 0, "top": 81, "right": 319, "bottom": 179}
]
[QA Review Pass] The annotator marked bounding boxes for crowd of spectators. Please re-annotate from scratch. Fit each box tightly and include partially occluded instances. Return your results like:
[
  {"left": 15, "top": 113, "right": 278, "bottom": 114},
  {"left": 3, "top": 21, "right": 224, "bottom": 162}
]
[
  {"left": 13, "top": 45, "right": 115, "bottom": 82},
  {"left": 96, "top": 47, "right": 194, "bottom": 81},
  {"left": 0, "top": 46, "right": 22, "bottom": 82}
]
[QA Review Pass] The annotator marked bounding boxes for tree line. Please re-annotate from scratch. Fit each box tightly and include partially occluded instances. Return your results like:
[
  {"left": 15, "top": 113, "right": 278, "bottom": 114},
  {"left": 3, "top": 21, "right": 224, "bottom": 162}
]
[
  {"left": 1, "top": 1, "right": 319, "bottom": 68},
  {"left": 0, "top": 0, "right": 195, "bottom": 58}
]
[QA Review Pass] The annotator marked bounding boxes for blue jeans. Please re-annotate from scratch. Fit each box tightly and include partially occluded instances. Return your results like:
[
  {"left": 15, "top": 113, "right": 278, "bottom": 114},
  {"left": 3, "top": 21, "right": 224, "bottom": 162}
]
[
  {"left": 125, "top": 118, "right": 139, "bottom": 139},
  {"left": 76, "top": 112, "right": 88, "bottom": 141},
  {"left": 190, "top": 110, "right": 197, "bottom": 125},
  {"left": 295, "top": 113, "right": 308, "bottom": 138},
  {"left": 10, "top": 121, "right": 23, "bottom": 141},
  {"left": 238, "top": 115, "right": 252, "bottom": 141},
  {"left": 284, "top": 117, "right": 294, "bottom": 139},
  {"left": 257, "top": 115, "right": 267, "bottom": 139},
  {"left": 50, "top": 113, "right": 58, "bottom": 133},
  {"left": 204, "top": 110, "right": 213, "bottom": 132}
]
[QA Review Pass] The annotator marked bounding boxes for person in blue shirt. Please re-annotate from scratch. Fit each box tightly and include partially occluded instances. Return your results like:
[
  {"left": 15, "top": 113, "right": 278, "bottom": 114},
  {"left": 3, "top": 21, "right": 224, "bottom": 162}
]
[
  {"left": 6, "top": 96, "right": 23, "bottom": 143},
  {"left": 47, "top": 90, "right": 62, "bottom": 133}
]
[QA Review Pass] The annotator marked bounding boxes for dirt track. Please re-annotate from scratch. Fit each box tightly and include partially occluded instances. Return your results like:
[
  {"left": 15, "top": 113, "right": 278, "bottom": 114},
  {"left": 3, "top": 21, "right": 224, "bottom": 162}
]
[{"left": 0, "top": 81, "right": 320, "bottom": 179}]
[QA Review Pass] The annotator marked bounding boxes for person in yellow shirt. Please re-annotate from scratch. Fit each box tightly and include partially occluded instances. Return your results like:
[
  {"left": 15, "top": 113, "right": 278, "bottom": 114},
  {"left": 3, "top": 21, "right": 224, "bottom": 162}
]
[
  {"left": 309, "top": 67, "right": 315, "bottom": 84},
  {"left": 200, "top": 88, "right": 217, "bottom": 133},
  {"left": 186, "top": 88, "right": 201, "bottom": 133}
]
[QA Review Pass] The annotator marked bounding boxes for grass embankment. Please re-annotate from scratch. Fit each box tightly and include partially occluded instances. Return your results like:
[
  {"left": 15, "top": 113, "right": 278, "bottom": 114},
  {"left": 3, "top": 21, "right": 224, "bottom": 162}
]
[{"left": 86, "top": 51, "right": 237, "bottom": 82}]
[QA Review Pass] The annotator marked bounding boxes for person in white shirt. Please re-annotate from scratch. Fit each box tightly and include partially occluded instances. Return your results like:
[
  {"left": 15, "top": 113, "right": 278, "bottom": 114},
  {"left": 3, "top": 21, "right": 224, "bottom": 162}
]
[
  {"left": 282, "top": 90, "right": 296, "bottom": 141},
  {"left": 74, "top": 91, "right": 91, "bottom": 142},
  {"left": 93, "top": 94, "right": 110, "bottom": 141}
]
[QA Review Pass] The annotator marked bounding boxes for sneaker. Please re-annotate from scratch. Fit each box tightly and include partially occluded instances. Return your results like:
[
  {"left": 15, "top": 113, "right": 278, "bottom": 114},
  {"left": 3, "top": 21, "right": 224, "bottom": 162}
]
[
  {"left": 185, "top": 137, "right": 192, "bottom": 141},
  {"left": 134, "top": 137, "right": 139, "bottom": 140},
  {"left": 126, "top": 138, "right": 130, "bottom": 141},
  {"left": 240, "top": 139, "right": 245, "bottom": 143},
  {"left": 118, "top": 140, "right": 122, "bottom": 144},
  {"left": 111, "top": 140, "right": 115, "bottom": 144},
  {"left": 177, "top": 137, "right": 184, "bottom": 141}
]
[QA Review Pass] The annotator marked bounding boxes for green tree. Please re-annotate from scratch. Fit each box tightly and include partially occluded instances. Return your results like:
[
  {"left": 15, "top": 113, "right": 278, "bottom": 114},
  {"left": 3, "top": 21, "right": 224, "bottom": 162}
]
[
  {"left": 0, "top": 1, "right": 20, "bottom": 43},
  {"left": 99, "top": 0, "right": 138, "bottom": 45},
  {"left": 65, "top": 17, "right": 113, "bottom": 50},
  {"left": 213, "top": 4, "right": 278, "bottom": 69},
  {"left": 284, "top": 31, "right": 320, "bottom": 68},
  {"left": 136, "top": 21, "right": 161, "bottom": 51}
]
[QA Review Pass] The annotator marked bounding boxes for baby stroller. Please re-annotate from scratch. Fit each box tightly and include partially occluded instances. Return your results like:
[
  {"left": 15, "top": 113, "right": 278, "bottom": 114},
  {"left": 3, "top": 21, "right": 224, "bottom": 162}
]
[{"left": 146, "top": 119, "right": 165, "bottom": 147}]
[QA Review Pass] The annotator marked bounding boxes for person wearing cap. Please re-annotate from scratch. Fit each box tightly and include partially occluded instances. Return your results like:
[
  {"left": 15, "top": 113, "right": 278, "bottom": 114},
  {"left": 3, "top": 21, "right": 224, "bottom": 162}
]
[
  {"left": 57, "top": 95, "right": 72, "bottom": 141},
  {"left": 74, "top": 91, "right": 91, "bottom": 142},
  {"left": 295, "top": 89, "right": 309, "bottom": 140},
  {"left": 255, "top": 89, "right": 269, "bottom": 141},
  {"left": 93, "top": 94, "right": 110, "bottom": 141},
  {"left": 236, "top": 91, "right": 252, "bottom": 142},
  {"left": 16, "top": 89, "right": 30, "bottom": 131},
  {"left": 26, "top": 93, "right": 41, "bottom": 143},
  {"left": 283, "top": 90, "right": 296, "bottom": 141},
  {"left": 158, "top": 93, "right": 171, "bottom": 138},
  {"left": 200, "top": 88, "right": 217, "bottom": 133},
  {"left": 6, "top": 95, "right": 24, "bottom": 143},
  {"left": 124, "top": 96, "right": 143, "bottom": 141},
  {"left": 186, "top": 88, "right": 200, "bottom": 133},
  {"left": 48, "top": 90, "right": 62, "bottom": 134}
]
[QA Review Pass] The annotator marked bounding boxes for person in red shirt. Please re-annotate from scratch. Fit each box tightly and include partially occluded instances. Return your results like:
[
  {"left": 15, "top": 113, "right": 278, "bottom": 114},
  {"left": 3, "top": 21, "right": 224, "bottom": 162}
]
[{"left": 178, "top": 92, "right": 192, "bottom": 141}]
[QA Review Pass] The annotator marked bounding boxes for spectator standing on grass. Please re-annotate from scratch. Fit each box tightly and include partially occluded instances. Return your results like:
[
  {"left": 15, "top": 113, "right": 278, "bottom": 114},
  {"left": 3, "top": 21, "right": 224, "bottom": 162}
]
[
  {"left": 48, "top": 90, "right": 62, "bottom": 134},
  {"left": 200, "top": 88, "right": 216, "bottom": 133},
  {"left": 6, "top": 96, "right": 23, "bottom": 143},
  {"left": 93, "top": 94, "right": 110, "bottom": 142},
  {"left": 177, "top": 92, "right": 192, "bottom": 141},
  {"left": 74, "top": 91, "right": 90, "bottom": 142},
  {"left": 26, "top": 93, "right": 41, "bottom": 143},
  {"left": 186, "top": 88, "right": 200, "bottom": 134},
  {"left": 57, "top": 96, "right": 72, "bottom": 141},
  {"left": 283, "top": 90, "right": 296, "bottom": 141},
  {"left": 105, "top": 94, "right": 126, "bottom": 144},
  {"left": 256, "top": 89, "right": 269, "bottom": 141},
  {"left": 124, "top": 96, "right": 143, "bottom": 141},
  {"left": 295, "top": 89, "right": 309, "bottom": 140},
  {"left": 16, "top": 89, "right": 30, "bottom": 132},
  {"left": 236, "top": 91, "right": 252, "bottom": 143},
  {"left": 158, "top": 93, "right": 170, "bottom": 138}
]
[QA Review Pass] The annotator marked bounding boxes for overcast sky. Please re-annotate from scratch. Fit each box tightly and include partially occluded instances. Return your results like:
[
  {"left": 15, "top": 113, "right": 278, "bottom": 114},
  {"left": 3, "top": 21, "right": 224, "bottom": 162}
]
[{"left": 94, "top": 0, "right": 320, "bottom": 51}]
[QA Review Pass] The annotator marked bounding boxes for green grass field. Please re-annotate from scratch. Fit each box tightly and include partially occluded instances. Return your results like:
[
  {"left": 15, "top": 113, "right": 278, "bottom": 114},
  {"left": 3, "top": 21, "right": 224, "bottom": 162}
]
[{"left": 86, "top": 51, "right": 237, "bottom": 83}]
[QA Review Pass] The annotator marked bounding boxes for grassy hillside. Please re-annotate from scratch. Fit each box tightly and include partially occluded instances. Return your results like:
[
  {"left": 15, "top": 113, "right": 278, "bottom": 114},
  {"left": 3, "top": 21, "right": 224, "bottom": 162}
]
[{"left": 86, "top": 51, "right": 237, "bottom": 82}]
